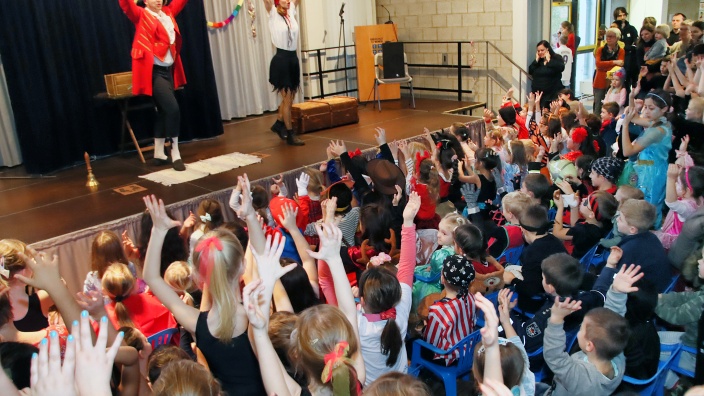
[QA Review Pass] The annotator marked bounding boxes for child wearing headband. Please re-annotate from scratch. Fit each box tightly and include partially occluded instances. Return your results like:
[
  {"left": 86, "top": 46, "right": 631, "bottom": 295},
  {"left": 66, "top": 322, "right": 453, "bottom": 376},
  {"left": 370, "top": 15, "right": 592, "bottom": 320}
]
[
  {"left": 552, "top": 190, "right": 618, "bottom": 259},
  {"left": 654, "top": 163, "right": 704, "bottom": 249}
]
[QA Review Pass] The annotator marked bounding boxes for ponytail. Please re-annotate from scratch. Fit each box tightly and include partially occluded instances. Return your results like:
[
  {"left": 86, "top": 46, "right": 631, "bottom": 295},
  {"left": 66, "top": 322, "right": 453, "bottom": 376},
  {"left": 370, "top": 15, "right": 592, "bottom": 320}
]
[
  {"left": 321, "top": 341, "right": 360, "bottom": 396},
  {"left": 114, "top": 299, "right": 137, "bottom": 328},
  {"left": 380, "top": 319, "right": 403, "bottom": 367},
  {"left": 102, "top": 263, "right": 136, "bottom": 328},
  {"left": 358, "top": 267, "right": 402, "bottom": 367}
]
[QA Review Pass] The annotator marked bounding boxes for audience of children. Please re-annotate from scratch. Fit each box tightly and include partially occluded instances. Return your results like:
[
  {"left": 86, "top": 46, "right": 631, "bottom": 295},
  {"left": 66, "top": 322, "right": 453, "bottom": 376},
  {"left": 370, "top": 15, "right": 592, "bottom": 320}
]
[{"left": 7, "top": 58, "right": 704, "bottom": 395}]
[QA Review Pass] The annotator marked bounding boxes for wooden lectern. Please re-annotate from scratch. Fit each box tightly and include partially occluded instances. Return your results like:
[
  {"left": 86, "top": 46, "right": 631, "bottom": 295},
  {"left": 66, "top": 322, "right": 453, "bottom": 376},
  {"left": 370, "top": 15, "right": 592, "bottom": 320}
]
[{"left": 355, "top": 24, "right": 400, "bottom": 103}]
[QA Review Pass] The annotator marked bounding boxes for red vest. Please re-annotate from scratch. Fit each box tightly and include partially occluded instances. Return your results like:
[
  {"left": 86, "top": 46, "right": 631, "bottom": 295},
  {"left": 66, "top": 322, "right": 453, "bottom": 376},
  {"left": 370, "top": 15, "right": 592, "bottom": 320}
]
[{"left": 118, "top": 0, "right": 188, "bottom": 96}]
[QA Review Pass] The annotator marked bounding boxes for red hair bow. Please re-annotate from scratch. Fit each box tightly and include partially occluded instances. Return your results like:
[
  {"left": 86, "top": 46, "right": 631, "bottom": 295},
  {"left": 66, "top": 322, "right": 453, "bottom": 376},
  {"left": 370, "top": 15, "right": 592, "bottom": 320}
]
[
  {"left": 414, "top": 150, "right": 431, "bottom": 175},
  {"left": 436, "top": 142, "right": 442, "bottom": 150},
  {"left": 571, "top": 127, "right": 588, "bottom": 145},
  {"left": 321, "top": 341, "right": 352, "bottom": 384},
  {"left": 379, "top": 307, "right": 397, "bottom": 320},
  {"left": 195, "top": 237, "right": 223, "bottom": 285},
  {"left": 348, "top": 148, "right": 363, "bottom": 159}
]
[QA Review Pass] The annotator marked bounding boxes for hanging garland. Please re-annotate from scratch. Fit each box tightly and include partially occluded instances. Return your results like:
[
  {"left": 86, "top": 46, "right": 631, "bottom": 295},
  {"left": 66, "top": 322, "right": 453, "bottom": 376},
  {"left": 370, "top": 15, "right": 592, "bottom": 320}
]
[{"left": 207, "top": 0, "right": 246, "bottom": 29}]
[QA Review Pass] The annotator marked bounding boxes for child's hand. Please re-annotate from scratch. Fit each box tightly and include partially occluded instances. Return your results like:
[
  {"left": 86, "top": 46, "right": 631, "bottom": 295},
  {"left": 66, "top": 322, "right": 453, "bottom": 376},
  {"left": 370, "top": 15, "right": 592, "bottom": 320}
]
[
  {"left": 388, "top": 140, "right": 399, "bottom": 160},
  {"left": 31, "top": 329, "right": 77, "bottom": 396},
  {"left": 73, "top": 313, "right": 124, "bottom": 396},
  {"left": 351, "top": 286, "right": 359, "bottom": 298},
  {"left": 480, "top": 379, "right": 514, "bottom": 396},
  {"left": 497, "top": 289, "right": 516, "bottom": 324},
  {"left": 75, "top": 291, "right": 104, "bottom": 318},
  {"left": 242, "top": 280, "right": 268, "bottom": 330},
  {"left": 535, "top": 91, "right": 543, "bottom": 104},
  {"left": 121, "top": 230, "right": 139, "bottom": 259},
  {"left": 326, "top": 146, "right": 335, "bottom": 161},
  {"left": 606, "top": 246, "right": 623, "bottom": 268},
  {"left": 277, "top": 203, "right": 299, "bottom": 232},
  {"left": 553, "top": 189, "right": 564, "bottom": 209},
  {"left": 322, "top": 197, "right": 338, "bottom": 224},
  {"left": 183, "top": 211, "right": 197, "bottom": 229},
  {"left": 528, "top": 92, "right": 536, "bottom": 105},
  {"left": 550, "top": 297, "right": 582, "bottom": 324},
  {"left": 237, "top": 174, "right": 255, "bottom": 218},
  {"left": 16, "top": 249, "right": 61, "bottom": 294},
  {"left": 296, "top": 172, "right": 310, "bottom": 197},
  {"left": 308, "top": 223, "right": 343, "bottom": 262},
  {"left": 374, "top": 127, "right": 387, "bottom": 145},
  {"left": 319, "top": 161, "right": 328, "bottom": 173},
  {"left": 402, "top": 191, "right": 421, "bottom": 225},
  {"left": 392, "top": 185, "right": 403, "bottom": 207},
  {"left": 272, "top": 174, "right": 284, "bottom": 186},
  {"left": 397, "top": 140, "right": 409, "bottom": 159},
  {"left": 251, "top": 233, "right": 296, "bottom": 293},
  {"left": 475, "top": 292, "right": 499, "bottom": 348},
  {"left": 612, "top": 264, "right": 644, "bottom": 294},
  {"left": 680, "top": 134, "right": 690, "bottom": 152},
  {"left": 483, "top": 108, "right": 493, "bottom": 121},
  {"left": 623, "top": 106, "right": 638, "bottom": 124},
  {"left": 143, "top": 195, "right": 181, "bottom": 232},
  {"left": 667, "top": 163, "right": 681, "bottom": 180},
  {"left": 329, "top": 140, "right": 347, "bottom": 157}
]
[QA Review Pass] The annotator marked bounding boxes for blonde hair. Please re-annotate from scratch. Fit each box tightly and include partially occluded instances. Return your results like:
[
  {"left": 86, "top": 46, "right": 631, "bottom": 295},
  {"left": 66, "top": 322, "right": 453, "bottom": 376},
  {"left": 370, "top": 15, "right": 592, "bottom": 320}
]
[
  {"left": 101, "top": 263, "right": 136, "bottom": 328},
  {"left": 688, "top": 97, "right": 704, "bottom": 121},
  {"left": 501, "top": 191, "right": 533, "bottom": 220},
  {"left": 164, "top": 261, "right": 193, "bottom": 294},
  {"left": 619, "top": 199, "right": 656, "bottom": 232},
  {"left": 605, "top": 27, "right": 622, "bottom": 39},
  {"left": 0, "top": 239, "right": 30, "bottom": 279},
  {"left": 439, "top": 213, "right": 468, "bottom": 233},
  {"left": 291, "top": 304, "right": 360, "bottom": 395},
  {"left": 655, "top": 23, "right": 671, "bottom": 39},
  {"left": 486, "top": 130, "right": 504, "bottom": 146},
  {"left": 91, "top": 231, "right": 129, "bottom": 277},
  {"left": 363, "top": 372, "right": 431, "bottom": 396},
  {"left": 408, "top": 141, "right": 430, "bottom": 161},
  {"left": 417, "top": 159, "right": 439, "bottom": 202},
  {"left": 304, "top": 168, "right": 325, "bottom": 195},
  {"left": 152, "top": 360, "right": 222, "bottom": 396},
  {"left": 191, "top": 229, "right": 244, "bottom": 341},
  {"left": 616, "top": 185, "right": 645, "bottom": 204}
]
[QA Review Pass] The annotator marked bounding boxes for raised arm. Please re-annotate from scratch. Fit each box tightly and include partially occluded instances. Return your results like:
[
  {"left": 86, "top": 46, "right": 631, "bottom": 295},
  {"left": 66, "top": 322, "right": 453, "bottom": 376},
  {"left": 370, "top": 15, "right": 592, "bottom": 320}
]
[
  {"left": 142, "top": 195, "right": 200, "bottom": 333},
  {"left": 398, "top": 192, "right": 420, "bottom": 287},
  {"left": 277, "top": 202, "right": 320, "bottom": 296},
  {"left": 475, "top": 293, "right": 503, "bottom": 384},
  {"left": 118, "top": 0, "right": 142, "bottom": 24},
  {"left": 239, "top": 174, "right": 267, "bottom": 253}
]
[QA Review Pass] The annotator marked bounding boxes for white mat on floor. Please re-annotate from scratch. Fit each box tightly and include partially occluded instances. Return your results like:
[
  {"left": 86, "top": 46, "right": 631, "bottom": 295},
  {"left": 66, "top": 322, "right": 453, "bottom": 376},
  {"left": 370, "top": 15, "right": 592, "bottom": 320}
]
[{"left": 139, "top": 152, "right": 262, "bottom": 186}]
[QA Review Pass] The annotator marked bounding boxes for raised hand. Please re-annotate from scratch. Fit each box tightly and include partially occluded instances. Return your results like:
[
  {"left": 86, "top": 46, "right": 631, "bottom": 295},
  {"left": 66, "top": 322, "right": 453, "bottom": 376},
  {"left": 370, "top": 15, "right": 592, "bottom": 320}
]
[
  {"left": 75, "top": 291, "right": 104, "bottom": 317},
  {"left": 606, "top": 246, "right": 623, "bottom": 268},
  {"left": 237, "top": 174, "right": 255, "bottom": 218},
  {"left": 680, "top": 134, "right": 690, "bottom": 153},
  {"left": 623, "top": 106, "right": 638, "bottom": 124},
  {"left": 307, "top": 223, "right": 343, "bottom": 262},
  {"left": 497, "top": 288, "right": 516, "bottom": 323},
  {"left": 16, "top": 249, "right": 61, "bottom": 292},
  {"left": 535, "top": 91, "right": 544, "bottom": 104},
  {"left": 250, "top": 233, "right": 296, "bottom": 292},
  {"left": 272, "top": 173, "right": 284, "bottom": 186},
  {"left": 612, "top": 264, "right": 644, "bottom": 294},
  {"left": 483, "top": 108, "right": 494, "bottom": 120},
  {"left": 397, "top": 139, "right": 409, "bottom": 160},
  {"left": 329, "top": 140, "right": 347, "bottom": 157},
  {"left": 322, "top": 197, "right": 338, "bottom": 224},
  {"left": 73, "top": 313, "right": 124, "bottom": 396},
  {"left": 143, "top": 195, "right": 181, "bottom": 232},
  {"left": 30, "top": 329, "right": 76, "bottom": 396},
  {"left": 550, "top": 297, "right": 582, "bottom": 324},
  {"left": 475, "top": 292, "right": 499, "bottom": 348},
  {"left": 388, "top": 140, "right": 399, "bottom": 160},
  {"left": 121, "top": 230, "right": 139, "bottom": 259},
  {"left": 182, "top": 211, "right": 197, "bottom": 229},
  {"left": 242, "top": 279, "right": 268, "bottom": 330},
  {"left": 296, "top": 171, "right": 310, "bottom": 197},
  {"left": 667, "top": 163, "right": 682, "bottom": 180},
  {"left": 402, "top": 191, "right": 421, "bottom": 224},
  {"left": 392, "top": 185, "right": 403, "bottom": 207},
  {"left": 277, "top": 203, "right": 300, "bottom": 232},
  {"left": 480, "top": 379, "right": 514, "bottom": 396},
  {"left": 374, "top": 127, "right": 387, "bottom": 145}
]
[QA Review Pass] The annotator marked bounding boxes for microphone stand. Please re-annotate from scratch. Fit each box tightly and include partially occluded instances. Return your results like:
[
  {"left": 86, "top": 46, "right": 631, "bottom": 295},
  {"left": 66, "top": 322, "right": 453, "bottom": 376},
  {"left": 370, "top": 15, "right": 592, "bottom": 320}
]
[{"left": 336, "top": 5, "right": 348, "bottom": 96}]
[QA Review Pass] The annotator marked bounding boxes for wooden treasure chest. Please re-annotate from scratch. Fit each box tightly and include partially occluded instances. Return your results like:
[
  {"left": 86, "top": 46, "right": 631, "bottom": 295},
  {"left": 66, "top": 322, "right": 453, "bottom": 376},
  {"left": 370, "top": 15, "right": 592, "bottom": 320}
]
[
  {"left": 104, "top": 72, "right": 133, "bottom": 98},
  {"left": 292, "top": 96, "right": 359, "bottom": 134}
]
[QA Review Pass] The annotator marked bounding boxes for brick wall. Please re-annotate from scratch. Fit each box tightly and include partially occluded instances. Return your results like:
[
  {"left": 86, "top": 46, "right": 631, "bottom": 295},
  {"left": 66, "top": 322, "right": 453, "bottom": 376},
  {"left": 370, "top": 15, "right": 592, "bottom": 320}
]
[{"left": 375, "top": 0, "right": 516, "bottom": 109}]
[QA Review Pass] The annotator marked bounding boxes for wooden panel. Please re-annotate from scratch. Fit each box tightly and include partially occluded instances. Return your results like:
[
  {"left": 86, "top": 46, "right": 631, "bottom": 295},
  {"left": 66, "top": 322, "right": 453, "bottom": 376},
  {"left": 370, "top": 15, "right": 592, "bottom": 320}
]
[
  {"left": 354, "top": 24, "right": 400, "bottom": 103},
  {"left": 104, "top": 72, "right": 133, "bottom": 98}
]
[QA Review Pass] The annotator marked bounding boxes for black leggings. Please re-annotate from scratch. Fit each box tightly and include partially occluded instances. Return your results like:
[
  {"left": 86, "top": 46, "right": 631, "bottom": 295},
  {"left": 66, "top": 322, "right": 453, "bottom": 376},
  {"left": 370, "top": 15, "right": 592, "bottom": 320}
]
[{"left": 152, "top": 66, "right": 180, "bottom": 138}]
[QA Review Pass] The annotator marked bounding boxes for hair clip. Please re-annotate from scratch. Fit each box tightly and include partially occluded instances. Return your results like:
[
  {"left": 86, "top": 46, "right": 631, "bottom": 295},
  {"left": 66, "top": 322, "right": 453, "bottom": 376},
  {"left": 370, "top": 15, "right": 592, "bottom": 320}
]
[
  {"left": 200, "top": 213, "right": 212, "bottom": 223},
  {"left": 0, "top": 257, "right": 8, "bottom": 279},
  {"left": 310, "top": 338, "right": 319, "bottom": 346}
]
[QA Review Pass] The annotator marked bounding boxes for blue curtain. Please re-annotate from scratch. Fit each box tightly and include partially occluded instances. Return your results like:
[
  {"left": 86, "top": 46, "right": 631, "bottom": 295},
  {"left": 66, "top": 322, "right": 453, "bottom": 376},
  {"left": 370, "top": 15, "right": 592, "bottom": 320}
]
[{"left": 0, "top": 0, "right": 223, "bottom": 173}]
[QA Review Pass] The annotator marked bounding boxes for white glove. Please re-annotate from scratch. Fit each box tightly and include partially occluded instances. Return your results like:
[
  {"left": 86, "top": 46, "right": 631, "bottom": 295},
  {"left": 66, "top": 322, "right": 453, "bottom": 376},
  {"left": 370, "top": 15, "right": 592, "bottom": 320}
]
[
  {"left": 562, "top": 193, "right": 578, "bottom": 208},
  {"left": 296, "top": 172, "right": 310, "bottom": 197}
]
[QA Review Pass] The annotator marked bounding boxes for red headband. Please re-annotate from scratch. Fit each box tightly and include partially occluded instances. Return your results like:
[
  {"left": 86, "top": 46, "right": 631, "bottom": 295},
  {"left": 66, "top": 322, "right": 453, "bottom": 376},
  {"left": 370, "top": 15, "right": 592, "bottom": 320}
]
[{"left": 195, "top": 237, "right": 223, "bottom": 285}]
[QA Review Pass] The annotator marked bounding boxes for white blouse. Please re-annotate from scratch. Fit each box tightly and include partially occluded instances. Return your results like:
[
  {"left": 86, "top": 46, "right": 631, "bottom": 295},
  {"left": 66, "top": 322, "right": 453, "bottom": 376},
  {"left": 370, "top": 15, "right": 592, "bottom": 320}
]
[
  {"left": 145, "top": 7, "right": 175, "bottom": 66},
  {"left": 268, "top": 5, "right": 299, "bottom": 51}
]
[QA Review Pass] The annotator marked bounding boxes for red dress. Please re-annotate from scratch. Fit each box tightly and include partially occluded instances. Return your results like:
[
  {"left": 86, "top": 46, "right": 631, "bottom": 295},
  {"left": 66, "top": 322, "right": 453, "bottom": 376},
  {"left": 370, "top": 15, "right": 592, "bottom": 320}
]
[
  {"left": 105, "top": 293, "right": 177, "bottom": 337},
  {"left": 118, "top": 0, "right": 188, "bottom": 96}
]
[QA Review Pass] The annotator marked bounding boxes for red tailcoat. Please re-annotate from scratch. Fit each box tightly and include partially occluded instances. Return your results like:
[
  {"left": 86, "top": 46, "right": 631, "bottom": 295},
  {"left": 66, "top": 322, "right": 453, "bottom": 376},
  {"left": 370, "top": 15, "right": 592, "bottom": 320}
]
[{"left": 118, "top": 0, "right": 188, "bottom": 96}]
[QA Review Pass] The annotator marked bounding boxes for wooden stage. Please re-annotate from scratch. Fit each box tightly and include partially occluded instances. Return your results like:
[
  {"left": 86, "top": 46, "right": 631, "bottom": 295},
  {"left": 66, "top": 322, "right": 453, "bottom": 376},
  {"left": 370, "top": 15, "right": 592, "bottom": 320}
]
[{"left": 0, "top": 98, "right": 482, "bottom": 246}]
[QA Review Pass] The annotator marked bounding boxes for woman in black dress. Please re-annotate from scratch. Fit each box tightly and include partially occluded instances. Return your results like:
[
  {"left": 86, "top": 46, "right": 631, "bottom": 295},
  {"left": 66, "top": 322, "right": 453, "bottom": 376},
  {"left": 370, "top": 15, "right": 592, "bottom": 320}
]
[{"left": 529, "top": 40, "right": 565, "bottom": 110}]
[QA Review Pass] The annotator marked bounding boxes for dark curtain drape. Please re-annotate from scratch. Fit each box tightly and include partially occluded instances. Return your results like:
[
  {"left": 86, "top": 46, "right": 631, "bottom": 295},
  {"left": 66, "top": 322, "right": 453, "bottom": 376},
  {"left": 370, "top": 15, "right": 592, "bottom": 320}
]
[{"left": 0, "top": 0, "right": 223, "bottom": 174}]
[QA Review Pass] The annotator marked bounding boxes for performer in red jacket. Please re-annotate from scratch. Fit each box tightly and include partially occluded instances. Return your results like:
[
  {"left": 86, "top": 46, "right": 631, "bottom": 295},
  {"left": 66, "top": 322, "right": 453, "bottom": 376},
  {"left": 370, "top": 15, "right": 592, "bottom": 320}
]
[
  {"left": 118, "top": 0, "right": 188, "bottom": 171},
  {"left": 264, "top": 0, "right": 305, "bottom": 146}
]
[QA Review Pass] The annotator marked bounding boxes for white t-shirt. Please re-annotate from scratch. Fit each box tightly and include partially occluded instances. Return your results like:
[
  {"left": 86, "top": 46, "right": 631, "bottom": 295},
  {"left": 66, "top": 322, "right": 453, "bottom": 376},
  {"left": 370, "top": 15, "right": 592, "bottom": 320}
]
[
  {"left": 554, "top": 46, "right": 573, "bottom": 86},
  {"left": 357, "top": 283, "right": 412, "bottom": 386},
  {"left": 268, "top": 5, "right": 299, "bottom": 51}
]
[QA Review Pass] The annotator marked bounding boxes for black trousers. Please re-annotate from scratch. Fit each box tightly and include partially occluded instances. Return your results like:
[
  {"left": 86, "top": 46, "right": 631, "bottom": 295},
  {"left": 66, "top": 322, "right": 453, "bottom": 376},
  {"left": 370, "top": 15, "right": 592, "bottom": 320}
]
[{"left": 152, "top": 66, "right": 180, "bottom": 138}]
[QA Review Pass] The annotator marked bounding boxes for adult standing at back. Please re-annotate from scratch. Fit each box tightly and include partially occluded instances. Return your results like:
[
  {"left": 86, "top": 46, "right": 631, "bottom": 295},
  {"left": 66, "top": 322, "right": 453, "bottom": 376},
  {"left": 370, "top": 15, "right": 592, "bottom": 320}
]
[
  {"left": 118, "top": 0, "right": 189, "bottom": 171},
  {"left": 529, "top": 40, "right": 565, "bottom": 110},
  {"left": 668, "top": 13, "right": 686, "bottom": 46},
  {"left": 615, "top": 7, "right": 639, "bottom": 88},
  {"left": 264, "top": 0, "right": 305, "bottom": 146},
  {"left": 593, "top": 28, "right": 625, "bottom": 115}
]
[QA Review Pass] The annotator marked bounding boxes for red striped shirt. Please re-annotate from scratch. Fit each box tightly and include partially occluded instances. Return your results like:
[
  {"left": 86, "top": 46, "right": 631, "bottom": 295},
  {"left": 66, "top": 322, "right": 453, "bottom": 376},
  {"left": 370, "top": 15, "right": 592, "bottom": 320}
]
[{"left": 423, "top": 294, "right": 476, "bottom": 365}]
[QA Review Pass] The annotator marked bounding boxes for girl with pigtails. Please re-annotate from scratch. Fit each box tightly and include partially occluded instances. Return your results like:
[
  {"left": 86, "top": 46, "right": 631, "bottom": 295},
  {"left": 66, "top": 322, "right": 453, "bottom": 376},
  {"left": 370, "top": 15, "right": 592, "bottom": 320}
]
[
  {"left": 244, "top": 223, "right": 365, "bottom": 396},
  {"left": 141, "top": 173, "right": 268, "bottom": 396}
]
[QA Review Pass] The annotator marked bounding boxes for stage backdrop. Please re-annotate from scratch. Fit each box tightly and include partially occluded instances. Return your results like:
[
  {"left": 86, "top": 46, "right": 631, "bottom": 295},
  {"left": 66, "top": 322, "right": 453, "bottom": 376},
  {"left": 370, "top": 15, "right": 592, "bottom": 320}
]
[{"left": 0, "top": 0, "right": 223, "bottom": 174}]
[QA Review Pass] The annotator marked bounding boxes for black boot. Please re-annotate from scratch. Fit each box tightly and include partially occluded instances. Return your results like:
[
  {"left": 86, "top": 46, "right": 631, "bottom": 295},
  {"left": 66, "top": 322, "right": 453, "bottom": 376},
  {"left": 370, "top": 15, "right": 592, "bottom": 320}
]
[
  {"left": 271, "top": 120, "right": 287, "bottom": 140},
  {"left": 286, "top": 129, "right": 305, "bottom": 146}
]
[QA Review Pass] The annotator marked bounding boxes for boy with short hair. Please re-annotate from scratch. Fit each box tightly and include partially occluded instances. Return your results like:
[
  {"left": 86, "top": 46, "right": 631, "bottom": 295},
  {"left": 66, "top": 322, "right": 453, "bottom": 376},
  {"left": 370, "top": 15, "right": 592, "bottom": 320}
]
[
  {"left": 521, "top": 173, "right": 553, "bottom": 210},
  {"left": 505, "top": 252, "right": 615, "bottom": 353},
  {"left": 555, "top": 35, "right": 574, "bottom": 89},
  {"left": 615, "top": 199, "right": 672, "bottom": 291},
  {"left": 600, "top": 102, "right": 620, "bottom": 155},
  {"left": 488, "top": 191, "right": 532, "bottom": 258},
  {"left": 543, "top": 264, "right": 642, "bottom": 396},
  {"left": 503, "top": 205, "right": 567, "bottom": 313}
]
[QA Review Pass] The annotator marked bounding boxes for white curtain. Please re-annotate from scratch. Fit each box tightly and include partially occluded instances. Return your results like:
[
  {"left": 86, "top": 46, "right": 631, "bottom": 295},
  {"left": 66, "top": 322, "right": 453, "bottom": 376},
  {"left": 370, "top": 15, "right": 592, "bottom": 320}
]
[
  {"left": 0, "top": 54, "right": 22, "bottom": 167},
  {"left": 204, "top": 0, "right": 303, "bottom": 120}
]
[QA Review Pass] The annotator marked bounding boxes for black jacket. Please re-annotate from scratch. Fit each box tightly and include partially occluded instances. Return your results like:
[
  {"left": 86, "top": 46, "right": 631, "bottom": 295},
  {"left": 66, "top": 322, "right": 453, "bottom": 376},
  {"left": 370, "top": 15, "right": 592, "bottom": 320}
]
[{"left": 529, "top": 56, "right": 565, "bottom": 94}]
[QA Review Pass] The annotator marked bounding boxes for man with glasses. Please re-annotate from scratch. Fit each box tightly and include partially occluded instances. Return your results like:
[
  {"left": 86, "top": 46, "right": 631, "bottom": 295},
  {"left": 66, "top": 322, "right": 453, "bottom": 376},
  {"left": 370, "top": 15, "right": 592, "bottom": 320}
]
[{"left": 613, "top": 7, "right": 639, "bottom": 88}]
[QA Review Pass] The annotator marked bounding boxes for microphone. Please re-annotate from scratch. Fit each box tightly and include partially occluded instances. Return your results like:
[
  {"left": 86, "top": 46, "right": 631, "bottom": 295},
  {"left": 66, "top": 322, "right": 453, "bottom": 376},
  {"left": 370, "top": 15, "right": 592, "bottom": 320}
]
[
  {"left": 339, "top": 2, "right": 345, "bottom": 17},
  {"left": 381, "top": 5, "right": 393, "bottom": 24}
]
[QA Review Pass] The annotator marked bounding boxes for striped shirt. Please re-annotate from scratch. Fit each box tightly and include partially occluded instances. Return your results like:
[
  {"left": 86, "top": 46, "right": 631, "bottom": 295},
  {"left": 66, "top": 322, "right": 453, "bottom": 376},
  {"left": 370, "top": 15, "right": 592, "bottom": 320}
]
[{"left": 423, "top": 294, "right": 476, "bottom": 365}]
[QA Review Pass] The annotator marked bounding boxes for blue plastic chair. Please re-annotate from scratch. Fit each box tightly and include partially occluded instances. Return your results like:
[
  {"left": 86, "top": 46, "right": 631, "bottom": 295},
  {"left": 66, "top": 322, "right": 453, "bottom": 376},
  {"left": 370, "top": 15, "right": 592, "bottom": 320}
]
[
  {"left": 579, "top": 244, "right": 611, "bottom": 273},
  {"left": 547, "top": 208, "right": 557, "bottom": 222},
  {"left": 670, "top": 345, "right": 696, "bottom": 378},
  {"left": 474, "top": 291, "right": 500, "bottom": 328},
  {"left": 497, "top": 245, "right": 523, "bottom": 265},
  {"left": 663, "top": 273, "right": 680, "bottom": 293},
  {"left": 527, "top": 328, "right": 579, "bottom": 382},
  {"left": 147, "top": 328, "right": 178, "bottom": 349},
  {"left": 409, "top": 330, "right": 483, "bottom": 396},
  {"left": 621, "top": 343, "right": 681, "bottom": 396},
  {"left": 414, "top": 271, "right": 441, "bottom": 284}
]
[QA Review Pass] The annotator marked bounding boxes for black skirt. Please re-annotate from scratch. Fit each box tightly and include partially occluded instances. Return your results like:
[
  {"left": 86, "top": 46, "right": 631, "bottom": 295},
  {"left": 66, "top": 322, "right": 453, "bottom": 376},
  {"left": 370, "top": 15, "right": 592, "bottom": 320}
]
[{"left": 269, "top": 48, "right": 300, "bottom": 93}]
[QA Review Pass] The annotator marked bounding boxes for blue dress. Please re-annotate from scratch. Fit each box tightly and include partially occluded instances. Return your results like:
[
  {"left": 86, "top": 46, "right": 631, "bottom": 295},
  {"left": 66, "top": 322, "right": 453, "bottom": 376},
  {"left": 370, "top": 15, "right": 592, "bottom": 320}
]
[{"left": 633, "top": 120, "right": 672, "bottom": 227}]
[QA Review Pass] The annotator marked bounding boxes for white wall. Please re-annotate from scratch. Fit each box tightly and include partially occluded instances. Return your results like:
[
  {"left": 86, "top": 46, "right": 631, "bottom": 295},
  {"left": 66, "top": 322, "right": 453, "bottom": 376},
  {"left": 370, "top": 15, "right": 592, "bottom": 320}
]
[{"left": 629, "top": 0, "right": 667, "bottom": 29}]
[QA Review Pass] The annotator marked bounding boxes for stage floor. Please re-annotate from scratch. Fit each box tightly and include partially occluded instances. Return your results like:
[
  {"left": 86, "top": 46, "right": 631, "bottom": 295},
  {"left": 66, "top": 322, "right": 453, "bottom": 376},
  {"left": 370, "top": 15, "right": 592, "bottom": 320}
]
[{"left": 0, "top": 98, "right": 481, "bottom": 244}]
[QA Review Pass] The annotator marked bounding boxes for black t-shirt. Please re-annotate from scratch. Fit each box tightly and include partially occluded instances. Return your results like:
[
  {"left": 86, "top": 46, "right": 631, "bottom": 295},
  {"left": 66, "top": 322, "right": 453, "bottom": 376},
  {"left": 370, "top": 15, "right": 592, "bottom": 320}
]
[{"left": 566, "top": 221, "right": 609, "bottom": 259}]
